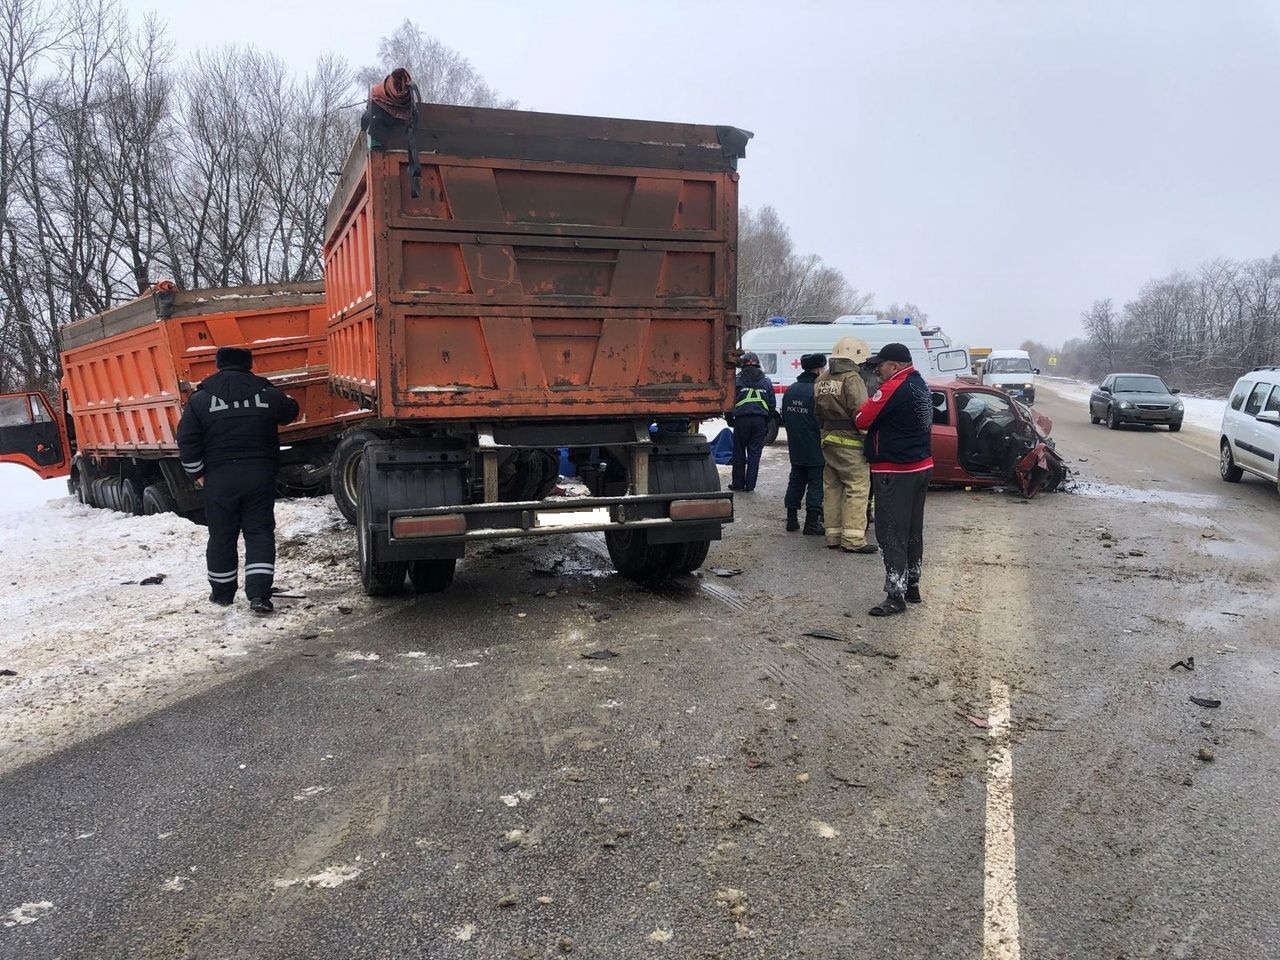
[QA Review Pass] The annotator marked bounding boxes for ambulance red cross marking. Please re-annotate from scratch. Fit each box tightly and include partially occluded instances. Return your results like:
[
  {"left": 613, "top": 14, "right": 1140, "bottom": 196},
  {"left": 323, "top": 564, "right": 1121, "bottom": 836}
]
[{"left": 791, "top": 358, "right": 803, "bottom": 369}]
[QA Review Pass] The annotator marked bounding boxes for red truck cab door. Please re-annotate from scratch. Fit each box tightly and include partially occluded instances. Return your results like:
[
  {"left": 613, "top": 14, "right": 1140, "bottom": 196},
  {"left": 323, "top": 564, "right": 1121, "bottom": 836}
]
[{"left": 0, "top": 391, "right": 71, "bottom": 479}]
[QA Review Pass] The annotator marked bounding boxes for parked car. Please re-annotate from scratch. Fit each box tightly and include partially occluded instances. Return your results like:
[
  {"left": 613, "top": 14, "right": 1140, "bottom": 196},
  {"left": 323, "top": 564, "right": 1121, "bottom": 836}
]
[
  {"left": 1219, "top": 367, "right": 1280, "bottom": 492},
  {"left": 1088, "top": 374, "right": 1184, "bottom": 430},
  {"left": 928, "top": 379, "right": 1066, "bottom": 497}
]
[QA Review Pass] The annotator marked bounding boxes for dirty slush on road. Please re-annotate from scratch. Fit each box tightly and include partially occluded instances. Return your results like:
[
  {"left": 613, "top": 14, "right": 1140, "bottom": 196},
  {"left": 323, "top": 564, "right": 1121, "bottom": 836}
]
[{"left": 5, "top": 424, "right": 1280, "bottom": 959}]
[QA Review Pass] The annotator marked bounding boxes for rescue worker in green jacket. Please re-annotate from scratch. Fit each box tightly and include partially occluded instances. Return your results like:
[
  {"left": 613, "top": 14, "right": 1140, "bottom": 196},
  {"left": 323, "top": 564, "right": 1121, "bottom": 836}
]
[{"left": 814, "top": 337, "right": 879, "bottom": 554}]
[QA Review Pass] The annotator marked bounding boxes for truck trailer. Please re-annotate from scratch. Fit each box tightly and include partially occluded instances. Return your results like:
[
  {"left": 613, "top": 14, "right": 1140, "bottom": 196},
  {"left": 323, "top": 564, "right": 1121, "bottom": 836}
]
[
  {"left": 0, "top": 282, "right": 364, "bottom": 519},
  {"left": 326, "top": 93, "right": 751, "bottom": 594}
]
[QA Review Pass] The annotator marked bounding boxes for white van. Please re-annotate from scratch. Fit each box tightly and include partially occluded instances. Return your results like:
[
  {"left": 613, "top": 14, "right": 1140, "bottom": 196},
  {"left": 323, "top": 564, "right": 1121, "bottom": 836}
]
[
  {"left": 981, "top": 349, "right": 1039, "bottom": 404},
  {"left": 740, "top": 317, "right": 971, "bottom": 441},
  {"left": 1219, "top": 367, "right": 1280, "bottom": 492}
]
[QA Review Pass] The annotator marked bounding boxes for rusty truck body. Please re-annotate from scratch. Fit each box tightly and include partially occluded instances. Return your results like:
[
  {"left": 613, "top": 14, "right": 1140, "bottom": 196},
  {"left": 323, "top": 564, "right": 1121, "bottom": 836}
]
[
  {"left": 325, "top": 100, "right": 750, "bottom": 593},
  {"left": 0, "top": 282, "right": 363, "bottom": 519}
]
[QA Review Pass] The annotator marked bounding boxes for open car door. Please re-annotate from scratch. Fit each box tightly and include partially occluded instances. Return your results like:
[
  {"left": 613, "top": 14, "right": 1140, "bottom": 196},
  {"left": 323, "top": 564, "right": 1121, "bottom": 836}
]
[{"left": 0, "top": 391, "right": 71, "bottom": 479}]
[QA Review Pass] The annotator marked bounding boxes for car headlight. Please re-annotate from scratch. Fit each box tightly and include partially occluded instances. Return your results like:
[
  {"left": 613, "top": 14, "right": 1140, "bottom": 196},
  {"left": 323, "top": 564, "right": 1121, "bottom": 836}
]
[
  {"left": 1025, "top": 383, "right": 1034, "bottom": 390},
  {"left": 1118, "top": 400, "right": 1131, "bottom": 410},
  {"left": 1174, "top": 401, "right": 1184, "bottom": 412}
]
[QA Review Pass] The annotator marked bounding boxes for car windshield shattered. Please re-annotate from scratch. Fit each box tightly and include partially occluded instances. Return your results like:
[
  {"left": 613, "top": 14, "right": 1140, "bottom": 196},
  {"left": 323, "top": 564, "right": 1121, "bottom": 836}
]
[{"left": 1113, "top": 375, "right": 1168, "bottom": 393}]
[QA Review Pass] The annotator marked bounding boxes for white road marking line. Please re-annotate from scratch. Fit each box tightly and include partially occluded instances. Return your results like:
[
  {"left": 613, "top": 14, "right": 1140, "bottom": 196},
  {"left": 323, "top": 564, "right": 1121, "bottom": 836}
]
[
  {"left": 984, "top": 679, "right": 1021, "bottom": 960},
  {"left": 1167, "top": 434, "right": 1219, "bottom": 463}
]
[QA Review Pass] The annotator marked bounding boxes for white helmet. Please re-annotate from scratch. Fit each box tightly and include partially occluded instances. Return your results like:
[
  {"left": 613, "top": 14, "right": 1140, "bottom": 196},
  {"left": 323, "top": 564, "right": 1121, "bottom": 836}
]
[{"left": 831, "top": 337, "right": 871, "bottom": 363}]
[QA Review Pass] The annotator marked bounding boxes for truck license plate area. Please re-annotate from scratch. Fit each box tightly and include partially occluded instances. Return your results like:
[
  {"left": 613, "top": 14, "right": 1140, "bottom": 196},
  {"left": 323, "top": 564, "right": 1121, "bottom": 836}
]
[{"left": 534, "top": 506, "right": 612, "bottom": 529}]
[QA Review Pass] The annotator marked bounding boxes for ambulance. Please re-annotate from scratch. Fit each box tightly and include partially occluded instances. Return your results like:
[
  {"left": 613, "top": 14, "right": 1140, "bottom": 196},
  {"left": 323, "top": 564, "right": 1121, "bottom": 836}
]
[{"left": 740, "top": 316, "right": 971, "bottom": 443}]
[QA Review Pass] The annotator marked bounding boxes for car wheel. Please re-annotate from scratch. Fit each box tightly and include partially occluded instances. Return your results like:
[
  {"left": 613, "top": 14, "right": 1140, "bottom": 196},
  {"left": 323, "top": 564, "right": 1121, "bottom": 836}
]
[
  {"left": 1220, "top": 440, "right": 1243, "bottom": 483},
  {"left": 1168, "top": 422, "right": 1182, "bottom": 433},
  {"left": 1107, "top": 407, "right": 1120, "bottom": 430},
  {"left": 1090, "top": 410, "right": 1100, "bottom": 425}
]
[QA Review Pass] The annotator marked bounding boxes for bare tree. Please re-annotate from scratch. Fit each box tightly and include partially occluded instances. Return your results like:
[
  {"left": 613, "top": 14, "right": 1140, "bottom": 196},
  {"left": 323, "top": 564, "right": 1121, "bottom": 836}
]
[
  {"left": 738, "top": 205, "right": 872, "bottom": 329},
  {"left": 1080, "top": 298, "right": 1118, "bottom": 372},
  {"left": 875, "top": 302, "right": 928, "bottom": 327},
  {"left": 356, "top": 19, "right": 517, "bottom": 109}
]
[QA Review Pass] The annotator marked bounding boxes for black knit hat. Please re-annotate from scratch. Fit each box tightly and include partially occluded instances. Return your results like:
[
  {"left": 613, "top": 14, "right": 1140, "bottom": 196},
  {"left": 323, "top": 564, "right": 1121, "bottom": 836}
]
[
  {"left": 801, "top": 353, "right": 826, "bottom": 371},
  {"left": 865, "top": 342, "right": 912, "bottom": 365},
  {"left": 215, "top": 346, "right": 253, "bottom": 370}
]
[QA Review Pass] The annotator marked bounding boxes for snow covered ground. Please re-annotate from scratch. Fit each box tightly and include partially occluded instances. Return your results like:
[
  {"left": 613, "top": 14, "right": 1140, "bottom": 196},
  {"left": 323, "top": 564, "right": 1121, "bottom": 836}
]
[
  {"left": 1039, "top": 377, "right": 1226, "bottom": 435},
  {"left": 0, "top": 465, "right": 380, "bottom": 773}
]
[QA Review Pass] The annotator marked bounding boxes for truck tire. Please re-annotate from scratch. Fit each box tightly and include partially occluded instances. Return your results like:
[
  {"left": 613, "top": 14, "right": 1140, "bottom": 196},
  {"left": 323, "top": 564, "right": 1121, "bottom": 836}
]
[
  {"left": 409, "top": 559, "right": 456, "bottom": 594},
  {"left": 117, "top": 478, "right": 143, "bottom": 516},
  {"left": 671, "top": 539, "right": 711, "bottom": 574},
  {"left": 605, "top": 529, "right": 679, "bottom": 582},
  {"left": 331, "top": 429, "right": 383, "bottom": 525},
  {"left": 142, "top": 482, "right": 178, "bottom": 515},
  {"left": 356, "top": 457, "right": 406, "bottom": 595},
  {"left": 72, "top": 456, "right": 96, "bottom": 505},
  {"left": 765, "top": 417, "right": 780, "bottom": 446}
]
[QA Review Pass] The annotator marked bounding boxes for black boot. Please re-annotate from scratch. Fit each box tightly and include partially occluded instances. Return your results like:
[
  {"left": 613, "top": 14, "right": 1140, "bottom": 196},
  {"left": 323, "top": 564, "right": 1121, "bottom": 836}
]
[
  {"left": 802, "top": 510, "right": 823, "bottom": 535},
  {"left": 785, "top": 508, "right": 800, "bottom": 532}
]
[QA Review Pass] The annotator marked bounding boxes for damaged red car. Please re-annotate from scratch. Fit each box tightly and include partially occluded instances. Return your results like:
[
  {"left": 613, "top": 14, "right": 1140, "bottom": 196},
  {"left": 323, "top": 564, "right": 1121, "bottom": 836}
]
[{"left": 927, "top": 379, "right": 1066, "bottom": 497}]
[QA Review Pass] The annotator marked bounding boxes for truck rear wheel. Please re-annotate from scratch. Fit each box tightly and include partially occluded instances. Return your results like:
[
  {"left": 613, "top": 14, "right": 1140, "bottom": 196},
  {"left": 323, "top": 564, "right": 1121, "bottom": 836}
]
[
  {"left": 117, "top": 478, "right": 143, "bottom": 516},
  {"left": 605, "top": 529, "right": 678, "bottom": 582},
  {"left": 142, "top": 482, "right": 177, "bottom": 515},
  {"left": 72, "top": 456, "right": 95, "bottom": 505},
  {"left": 409, "top": 559, "right": 456, "bottom": 594},
  {"left": 671, "top": 539, "right": 711, "bottom": 574},
  {"left": 356, "top": 457, "right": 406, "bottom": 595},
  {"left": 332, "top": 429, "right": 383, "bottom": 525},
  {"left": 765, "top": 417, "right": 780, "bottom": 446}
]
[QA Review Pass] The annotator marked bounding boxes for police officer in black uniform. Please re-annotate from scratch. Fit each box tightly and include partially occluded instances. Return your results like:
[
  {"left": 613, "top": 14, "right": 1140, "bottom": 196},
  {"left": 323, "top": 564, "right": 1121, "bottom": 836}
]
[{"left": 177, "top": 346, "right": 299, "bottom": 614}]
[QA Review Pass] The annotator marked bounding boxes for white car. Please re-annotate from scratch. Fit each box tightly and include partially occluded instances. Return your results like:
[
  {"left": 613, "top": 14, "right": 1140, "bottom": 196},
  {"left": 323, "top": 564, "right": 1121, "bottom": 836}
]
[{"left": 1219, "top": 367, "right": 1280, "bottom": 492}]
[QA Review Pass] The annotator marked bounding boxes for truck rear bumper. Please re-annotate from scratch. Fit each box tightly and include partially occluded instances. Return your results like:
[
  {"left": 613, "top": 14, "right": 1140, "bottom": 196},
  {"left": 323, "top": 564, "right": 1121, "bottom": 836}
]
[{"left": 381, "top": 491, "right": 732, "bottom": 558}]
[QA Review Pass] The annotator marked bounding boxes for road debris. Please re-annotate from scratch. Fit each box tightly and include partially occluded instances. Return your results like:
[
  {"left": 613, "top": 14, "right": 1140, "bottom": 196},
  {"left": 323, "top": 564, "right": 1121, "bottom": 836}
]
[
  {"left": 810, "top": 820, "right": 840, "bottom": 839},
  {"left": 532, "top": 559, "right": 566, "bottom": 577},
  {"left": 647, "top": 928, "right": 673, "bottom": 943},
  {"left": 4, "top": 901, "right": 53, "bottom": 927},
  {"left": 1197, "top": 747, "right": 1215, "bottom": 762},
  {"left": 964, "top": 714, "right": 989, "bottom": 728},
  {"left": 497, "top": 892, "right": 518, "bottom": 908},
  {"left": 453, "top": 924, "right": 477, "bottom": 941},
  {"left": 1170, "top": 657, "right": 1195, "bottom": 671},
  {"left": 0, "top": 669, "right": 17, "bottom": 677},
  {"left": 1190, "top": 696, "right": 1222, "bottom": 709},
  {"left": 801, "top": 629, "right": 844, "bottom": 642},
  {"left": 139, "top": 574, "right": 166, "bottom": 586},
  {"left": 843, "top": 640, "right": 900, "bottom": 660},
  {"left": 580, "top": 649, "right": 618, "bottom": 660},
  {"left": 709, "top": 567, "right": 742, "bottom": 578}
]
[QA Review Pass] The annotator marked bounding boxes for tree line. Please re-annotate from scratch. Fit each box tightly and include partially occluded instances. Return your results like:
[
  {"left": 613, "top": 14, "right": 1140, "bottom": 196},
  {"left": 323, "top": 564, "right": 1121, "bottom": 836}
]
[
  {"left": 1053, "top": 253, "right": 1280, "bottom": 392},
  {"left": 0, "top": 4, "right": 518, "bottom": 395},
  {"left": 0, "top": 1, "right": 899, "bottom": 396}
]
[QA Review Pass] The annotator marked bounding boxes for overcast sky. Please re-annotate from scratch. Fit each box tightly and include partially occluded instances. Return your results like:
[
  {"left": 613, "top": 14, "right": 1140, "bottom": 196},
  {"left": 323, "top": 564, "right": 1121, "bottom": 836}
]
[{"left": 124, "top": 0, "right": 1280, "bottom": 348}]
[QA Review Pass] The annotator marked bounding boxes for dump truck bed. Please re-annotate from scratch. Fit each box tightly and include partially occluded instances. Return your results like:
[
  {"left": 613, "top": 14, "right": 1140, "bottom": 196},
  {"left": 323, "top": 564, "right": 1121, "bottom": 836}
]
[
  {"left": 60, "top": 283, "right": 359, "bottom": 456},
  {"left": 323, "top": 104, "right": 747, "bottom": 422}
]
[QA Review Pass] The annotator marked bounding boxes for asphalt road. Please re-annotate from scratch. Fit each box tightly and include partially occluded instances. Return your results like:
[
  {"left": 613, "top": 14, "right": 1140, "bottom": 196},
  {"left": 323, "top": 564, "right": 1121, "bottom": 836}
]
[{"left": 2, "top": 386, "right": 1278, "bottom": 959}]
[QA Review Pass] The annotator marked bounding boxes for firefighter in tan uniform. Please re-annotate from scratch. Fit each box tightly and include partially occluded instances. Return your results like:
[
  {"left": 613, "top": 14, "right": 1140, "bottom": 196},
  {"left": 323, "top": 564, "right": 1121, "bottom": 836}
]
[{"left": 813, "top": 337, "right": 879, "bottom": 554}]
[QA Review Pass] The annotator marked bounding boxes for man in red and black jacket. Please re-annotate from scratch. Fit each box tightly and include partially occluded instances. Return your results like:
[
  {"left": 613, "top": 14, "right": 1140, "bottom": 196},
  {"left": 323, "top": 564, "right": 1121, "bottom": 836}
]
[{"left": 854, "top": 343, "right": 933, "bottom": 616}]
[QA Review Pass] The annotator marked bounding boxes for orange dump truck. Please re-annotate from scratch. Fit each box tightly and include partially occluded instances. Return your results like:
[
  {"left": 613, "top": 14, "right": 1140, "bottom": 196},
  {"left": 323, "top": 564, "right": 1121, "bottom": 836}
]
[
  {"left": 0, "top": 282, "right": 362, "bottom": 519},
  {"left": 325, "top": 99, "right": 751, "bottom": 593}
]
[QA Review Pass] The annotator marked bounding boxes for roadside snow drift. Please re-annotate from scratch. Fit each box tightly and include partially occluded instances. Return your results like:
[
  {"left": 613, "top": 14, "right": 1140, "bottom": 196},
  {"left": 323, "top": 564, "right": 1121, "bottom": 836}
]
[{"left": 0, "top": 476, "right": 363, "bottom": 772}]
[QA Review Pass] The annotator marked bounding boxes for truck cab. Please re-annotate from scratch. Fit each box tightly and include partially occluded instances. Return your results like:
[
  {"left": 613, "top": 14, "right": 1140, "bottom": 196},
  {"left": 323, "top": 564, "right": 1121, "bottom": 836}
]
[{"left": 0, "top": 391, "right": 71, "bottom": 481}]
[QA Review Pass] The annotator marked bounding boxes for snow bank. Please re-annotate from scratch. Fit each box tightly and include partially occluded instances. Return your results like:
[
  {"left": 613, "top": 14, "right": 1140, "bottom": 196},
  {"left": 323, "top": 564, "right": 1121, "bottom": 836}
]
[
  {"left": 0, "top": 464, "right": 68, "bottom": 515},
  {"left": 0, "top": 490, "right": 368, "bottom": 772},
  {"left": 1040, "top": 377, "right": 1226, "bottom": 434}
]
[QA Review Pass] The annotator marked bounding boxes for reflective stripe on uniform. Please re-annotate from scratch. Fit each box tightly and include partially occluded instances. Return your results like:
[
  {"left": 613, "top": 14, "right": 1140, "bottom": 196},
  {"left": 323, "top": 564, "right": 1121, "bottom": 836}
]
[
  {"left": 244, "top": 564, "right": 275, "bottom": 575},
  {"left": 822, "top": 434, "right": 863, "bottom": 448},
  {"left": 735, "top": 388, "right": 770, "bottom": 411},
  {"left": 207, "top": 569, "right": 237, "bottom": 583},
  {"left": 182, "top": 460, "right": 204, "bottom": 474}
]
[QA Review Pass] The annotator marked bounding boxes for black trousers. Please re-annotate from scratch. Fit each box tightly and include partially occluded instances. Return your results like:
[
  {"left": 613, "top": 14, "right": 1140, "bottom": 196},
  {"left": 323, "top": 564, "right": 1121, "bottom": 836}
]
[
  {"left": 872, "top": 469, "right": 931, "bottom": 598},
  {"left": 731, "top": 416, "right": 768, "bottom": 491},
  {"left": 204, "top": 462, "right": 278, "bottom": 601},
  {"left": 784, "top": 462, "right": 824, "bottom": 511}
]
